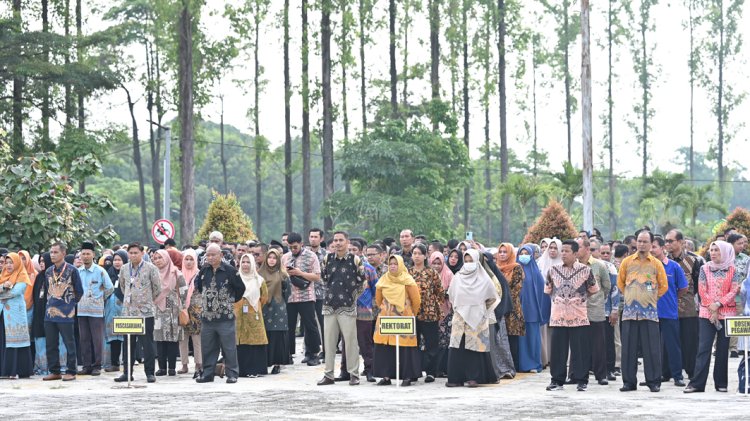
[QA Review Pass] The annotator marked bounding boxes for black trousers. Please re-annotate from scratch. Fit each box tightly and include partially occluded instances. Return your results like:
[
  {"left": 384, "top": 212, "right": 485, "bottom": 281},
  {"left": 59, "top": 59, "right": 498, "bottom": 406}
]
[
  {"left": 110, "top": 340, "right": 122, "bottom": 366},
  {"left": 679, "top": 317, "right": 699, "bottom": 379},
  {"left": 688, "top": 317, "right": 730, "bottom": 390},
  {"left": 417, "top": 320, "right": 440, "bottom": 377},
  {"left": 550, "top": 326, "right": 588, "bottom": 386},
  {"left": 621, "top": 320, "right": 661, "bottom": 388},
  {"left": 157, "top": 341, "right": 179, "bottom": 370},
  {"left": 605, "top": 321, "right": 616, "bottom": 372},
  {"left": 287, "top": 301, "right": 320, "bottom": 357},
  {"left": 122, "top": 317, "right": 156, "bottom": 376},
  {"left": 78, "top": 316, "right": 104, "bottom": 370},
  {"left": 44, "top": 322, "right": 77, "bottom": 375},
  {"left": 588, "top": 321, "right": 607, "bottom": 381},
  {"left": 508, "top": 335, "right": 520, "bottom": 372}
]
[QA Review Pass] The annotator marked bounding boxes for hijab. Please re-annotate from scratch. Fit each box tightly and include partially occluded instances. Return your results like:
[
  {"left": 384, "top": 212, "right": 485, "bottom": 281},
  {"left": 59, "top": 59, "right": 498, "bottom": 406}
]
[
  {"left": 707, "top": 240, "right": 736, "bottom": 272},
  {"left": 32, "top": 254, "right": 42, "bottom": 273},
  {"left": 108, "top": 250, "right": 129, "bottom": 283},
  {"left": 258, "top": 249, "right": 287, "bottom": 304},
  {"left": 154, "top": 249, "right": 179, "bottom": 311},
  {"left": 447, "top": 249, "right": 464, "bottom": 274},
  {"left": 480, "top": 250, "right": 513, "bottom": 317},
  {"left": 181, "top": 248, "right": 200, "bottom": 308},
  {"left": 167, "top": 248, "right": 183, "bottom": 270},
  {"left": 448, "top": 249, "right": 500, "bottom": 330},
  {"left": 19, "top": 250, "right": 36, "bottom": 279},
  {"left": 102, "top": 255, "right": 113, "bottom": 270},
  {"left": 537, "top": 238, "right": 563, "bottom": 280},
  {"left": 378, "top": 255, "right": 417, "bottom": 313},
  {"left": 239, "top": 254, "right": 263, "bottom": 312},
  {"left": 496, "top": 243, "right": 520, "bottom": 281},
  {"left": 517, "top": 244, "right": 547, "bottom": 324},
  {"left": 431, "top": 251, "right": 453, "bottom": 315},
  {"left": 18, "top": 250, "right": 36, "bottom": 309},
  {"left": 1, "top": 252, "right": 31, "bottom": 287}
]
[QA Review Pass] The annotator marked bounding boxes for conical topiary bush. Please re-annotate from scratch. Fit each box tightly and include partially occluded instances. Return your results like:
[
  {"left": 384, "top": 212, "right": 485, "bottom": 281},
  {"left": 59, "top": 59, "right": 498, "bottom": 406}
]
[
  {"left": 522, "top": 200, "right": 578, "bottom": 245},
  {"left": 195, "top": 191, "right": 256, "bottom": 243}
]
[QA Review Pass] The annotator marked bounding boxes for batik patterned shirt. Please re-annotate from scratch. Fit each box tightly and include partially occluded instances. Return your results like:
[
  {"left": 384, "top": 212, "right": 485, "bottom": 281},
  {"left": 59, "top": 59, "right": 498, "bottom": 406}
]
[
  {"left": 617, "top": 254, "right": 668, "bottom": 322},
  {"left": 544, "top": 262, "right": 598, "bottom": 327},
  {"left": 321, "top": 253, "right": 366, "bottom": 316},
  {"left": 282, "top": 248, "right": 321, "bottom": 303}
]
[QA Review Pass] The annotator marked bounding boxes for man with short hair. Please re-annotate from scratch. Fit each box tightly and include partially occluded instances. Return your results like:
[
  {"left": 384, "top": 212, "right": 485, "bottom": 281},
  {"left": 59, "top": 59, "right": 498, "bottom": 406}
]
[
  {"left": 251, "top": 243, "right": 268, "bottom": 269},
  {"left": 236, "top": 243, "right": 249, "bottom": 261},
  {"left": 309, "top": 228, "right": 327, "bottom": 359},
  {"left": 576, "top": 237, "right": 611, "bottom": 385},
  {"left": 599, "top": 243, "right": 613, "bottom": 263},
  {"left": 317, "top": 231, "right": 366, "bottom": 386},
  {"left": 623, "top": 235, "right": 637, "bottom": 255},
  {"left": 42, "top": 242, "right": 84, "bottom": 382},
  {"left": 283, "top": 232, "right": 322, "bottom": 366},
  {"left": 665, "top": 229, "right": 704, "bottom": 380},
  {"left": 115, "top": 242, "right": 161, "bottom": 383},
  {"left": 76, "top": 241, "right": 113, "bottom": 376},
  {"left": 618, "top": 230, "right": 668, "bottom": 392},
  {"left": 281, "top": 233, "right": 289, "bottom": 248},
  {"left": 195, "top": 244, "right": 246, "bottom": 384},
  {"left": 545, "top": 240, "right": 598, "bottom": 392},
  {"left": 398, "top": 229, "right": 415, "bottom": 268},
  {"left": 651, "top": 236, "right": 688, "bottom": 387}
]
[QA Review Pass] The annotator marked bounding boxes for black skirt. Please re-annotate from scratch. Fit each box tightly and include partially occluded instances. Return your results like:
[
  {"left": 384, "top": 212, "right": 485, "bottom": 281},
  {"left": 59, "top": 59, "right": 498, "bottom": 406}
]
[
  {"left": 0, "top": 315, "right": 33, "bottom": 378},
  {"left": 447, "top": 335, "right": 498, "bottom": 385},
  {"left": 237, "top": 344, "right": 268, "bottom": 376},
  {"left": 373, "top": 344, "right": 422, "bottom": 379},
  {"left": 266, "top": 331, "right": 291, "bottom": 366}
]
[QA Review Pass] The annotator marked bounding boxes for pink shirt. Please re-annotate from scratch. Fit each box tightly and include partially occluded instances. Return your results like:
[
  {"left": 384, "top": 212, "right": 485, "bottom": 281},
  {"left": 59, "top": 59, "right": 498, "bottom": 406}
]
[
  {"left": 544, "top": 262, "right": 599, "bottom": 327},
  {"left": 698, "top": 265, "right": 740, "bottom": 320}
]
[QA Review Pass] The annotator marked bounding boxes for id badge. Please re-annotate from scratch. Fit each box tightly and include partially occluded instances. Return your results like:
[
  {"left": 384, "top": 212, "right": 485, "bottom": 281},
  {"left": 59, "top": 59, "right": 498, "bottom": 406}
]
[
  {"left": 154, "top": 319, "right": 162, "bottom": 330},
  {"left": 646, "top": 281, "right": 653, "bottom": 292},
  {"left": 242, "top": 305, "right": 249, "bottom": 314}
]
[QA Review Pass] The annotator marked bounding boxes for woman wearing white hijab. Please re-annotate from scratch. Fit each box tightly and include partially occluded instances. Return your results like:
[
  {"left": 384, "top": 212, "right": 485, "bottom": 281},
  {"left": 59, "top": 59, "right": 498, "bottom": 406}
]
[
  {"left": 446, "top": 249, "right": 501, "bottom": 387},
  {"left": 536, "top": 238, "right": 561, "bottom": 368},
  {"left": 234, "top": 254, "right": 269, "bottom": 377}
]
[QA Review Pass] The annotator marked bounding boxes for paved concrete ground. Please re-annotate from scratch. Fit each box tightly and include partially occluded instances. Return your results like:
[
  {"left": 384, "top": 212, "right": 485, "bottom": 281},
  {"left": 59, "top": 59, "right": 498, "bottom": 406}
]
[{"left": 1, "top": 339, "right": 748, "bottom": 420}]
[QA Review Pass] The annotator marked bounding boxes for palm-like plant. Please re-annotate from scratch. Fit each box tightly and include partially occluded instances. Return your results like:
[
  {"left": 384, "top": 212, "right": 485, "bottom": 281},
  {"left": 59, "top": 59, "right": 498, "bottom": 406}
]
[
  {"left": 681, "top": 184, "right": 725, "bottom": 227},
  {"left": 501, "top": 174, "right": 554, "bottom": 231},
  {"left": 551, "top": 162, "right": 583, "bottom": 211},
  {"left": 639, "top": 170, "right": 693, "bottom": 228}
]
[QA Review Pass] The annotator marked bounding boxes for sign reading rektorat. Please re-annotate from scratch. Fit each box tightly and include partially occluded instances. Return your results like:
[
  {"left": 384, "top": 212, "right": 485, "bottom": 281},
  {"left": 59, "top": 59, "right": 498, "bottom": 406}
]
[
  {"left": 725, "top": 316, "right": 750, "bottom": 337},
  {"left": 113, "top": 317, "right": 146, "bottom": 335},
  {"left": 379, "top": 316, "right": 416, "bottom": 336}
]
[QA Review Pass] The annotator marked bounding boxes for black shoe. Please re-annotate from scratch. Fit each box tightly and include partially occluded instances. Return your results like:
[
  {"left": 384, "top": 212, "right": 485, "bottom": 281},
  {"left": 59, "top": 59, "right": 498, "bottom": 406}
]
[
  {"left": 661, "top": 376, "right": 671, "bottom": 382},
  {"left": 446, "top": 382, "right": 464, "bottom": 387},
  {"left": 620, "top": 385, "right": 637, "bottom": 392},
  {"left": 639, "top": 381, "right": 647, "bottom": 386},
  {"left": 674, "top": 379, "right": 686, "bottom": 387},
  {"left": 226, "top": 377, "right": 238, "bottom": 384},
  {"left": 683, "top": 385, "right": 703, "bottom": 393},
  {"left": 607, "top": 373, "right": 616, "bottom": 381},
  {"left": 193, "top": 371, "right": 202, "bottom": 379},
  {"left": 301, "top": 356, "right": 310, "bottom": 364},
  {"left": 648, "top": 385, "right": 660, "bottom": 392},
  {"left": 716, "top": 387, "right": 728, "bottom": 392},
  {"left": 271, "top": 365, "right": 281, "bottom": 375},
  {"left": 577, "top": 383, "right": 588, "bottom": 392},
  {"left": 377, "top": 378, "right": 392, "bottom": 386},
  {"left": 613, "top": 368, "right": 621, "bottom": 376},
  {"left": 147, "top": 375, "right": 156, "bottom": 383},
  {"left": 318, "top": 352, "right": 325, "bottom": 360},
  {"left": 546, "top": 382, "right": 563, "bottom": 391},
  {"left": 317, "top": 376, "right": 335, "bottom": 386},
  {"left": 401, "top": 379, "right": 412, "bottom": 387},
  {"left": 306, "top": 357, "right": 320, "bottom": 367},
  {"left": 598, "top": 379, "right": 608, "bottom": 385},
  {"left": 334, "top": 373, "right": 351, "bottom": 382},
  {"left": 425, "top": 375, "right": 435, "bottom": 383},
  {"left": 730, "top": 351, "right": 739, "bottom": 358},
  {"left": 195, "top": 376, "right": 214, "bottom": 383},
  {"left": 366, "top": 372, "right": 376, "bottom": 383},
  {"left": 168, "top": 370, "right": 176, "bottom": 376},
  {"left": 90, "top": 369, "right": 101, "bottom": 376},
  {"left": 564, "top": 378, "right": 576, "bottom": 385},
  {"left": 155, "top": 369, "right": 167, "bottom": 376},
  {"left": 76, "top": 369, "right": 92, "bottom": 376},
  {"left": 114, "top": 374, "right": 134, "bottom": 383}
]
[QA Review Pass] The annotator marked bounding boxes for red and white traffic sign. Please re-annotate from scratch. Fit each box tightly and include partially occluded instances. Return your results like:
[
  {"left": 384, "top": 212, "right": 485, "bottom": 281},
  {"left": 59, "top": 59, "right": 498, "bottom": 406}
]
[{"left": 151, "top": 219, "right": 175, "bottom": 244}]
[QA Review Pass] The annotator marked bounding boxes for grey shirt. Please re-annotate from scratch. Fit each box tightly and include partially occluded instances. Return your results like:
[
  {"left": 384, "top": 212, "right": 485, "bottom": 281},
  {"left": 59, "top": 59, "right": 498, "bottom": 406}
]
[
  {"left": 119, "top": 261, "right": 161, "bottom": 319},
  {"left": 585, "top": 257, "right": 612, "bottom": 322}
]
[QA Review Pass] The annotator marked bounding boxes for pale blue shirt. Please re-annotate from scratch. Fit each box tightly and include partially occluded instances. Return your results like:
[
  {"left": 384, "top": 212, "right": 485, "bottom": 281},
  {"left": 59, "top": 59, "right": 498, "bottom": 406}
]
[{"left": 77, "top": 263, "right": 113, "bottom": 317}]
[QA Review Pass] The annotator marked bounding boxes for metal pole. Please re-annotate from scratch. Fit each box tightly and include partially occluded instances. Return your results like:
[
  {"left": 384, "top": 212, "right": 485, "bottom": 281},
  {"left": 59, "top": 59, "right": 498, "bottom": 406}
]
[
  {"left": 745, "top": 336, "right": 748, "bottom": 396},
  {"left": 127, "top": 334, "right": 131, "bottom": 388},
  {"left": 396, "top": 334, "right": 400, "bottom": 388},
  {"left": 163, "top": 128, "right": 171, "bottom": 220}
]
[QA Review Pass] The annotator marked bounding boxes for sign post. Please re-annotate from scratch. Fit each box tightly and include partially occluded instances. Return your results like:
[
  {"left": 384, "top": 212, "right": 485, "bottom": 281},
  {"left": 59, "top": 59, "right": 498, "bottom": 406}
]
[
  {"left": 151, "top": 219, "right": 175, "bottom": 245},
  {"left": 113, "top": 317, "right": 146, "bottom": 389},
  {"left": 378, "top": 316, "right": 416, "bottom": 388},
  {"left": 725, "top": 316, "right": 750, "bottom": 396}
]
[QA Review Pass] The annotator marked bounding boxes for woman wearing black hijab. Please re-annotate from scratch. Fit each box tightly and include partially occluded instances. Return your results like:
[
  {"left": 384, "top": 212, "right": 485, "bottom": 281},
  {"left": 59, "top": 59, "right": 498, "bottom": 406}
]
[
  {"left": 105, "top": 249, "right": 128, "bottom": 371},
  {"left": 447, "top": 249, "right": 463, "bottom": 275}
]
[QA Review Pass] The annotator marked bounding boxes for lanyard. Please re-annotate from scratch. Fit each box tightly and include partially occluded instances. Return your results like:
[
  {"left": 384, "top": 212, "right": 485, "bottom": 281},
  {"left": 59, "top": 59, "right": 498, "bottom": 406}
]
[
  {"left": 129, "top": 261, "right": 144, "bottom": 282},
  {"left": 52, "top": 263, "right": 66, "bottom": 284}
]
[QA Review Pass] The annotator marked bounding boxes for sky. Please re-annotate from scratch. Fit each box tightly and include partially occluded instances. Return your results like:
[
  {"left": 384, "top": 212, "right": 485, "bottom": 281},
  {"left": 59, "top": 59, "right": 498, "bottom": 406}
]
[{"left": 76, "top": 1, "right": 750, "bottom": 181}]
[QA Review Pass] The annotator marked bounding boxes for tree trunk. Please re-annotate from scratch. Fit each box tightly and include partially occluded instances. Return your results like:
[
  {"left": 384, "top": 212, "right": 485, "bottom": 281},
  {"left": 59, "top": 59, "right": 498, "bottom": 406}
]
[
  {"left": 12, "top": 0, "right": 23, "bottom": 154},
  {"left": 641, "top": 12, "right": 648, "bottom": 179},
  {"left": 302, "top": 0, "right": 312, "bottom": 233},
  {"left": 581, "top": 0, "right": 593, "bottom": 232},
  {"left": 321, "top": 0, "right": 334, "bottom": 232},
  {"left": 389, "top": 0, "right": 398, "bottom": 118},
  {"left": 688, "top": 0, "right": 695, "bottom": 185},
  {"left": 220, "top": 96, "right": 228, "bottom": 194},
  {"left": 430, "top": 0, "right": 440, "bottom": 130},
  {"left": 607, "top": 0, "right": 616, "bottom": 238},
  {"left": 76, "top": 0, "right": 85, "bottom": 193},
  {"left": 340, "top": 1, "right": 351, "bottom": 143},
  {"left": 284, "top": 0, "right": 294, "bottom": 233},
  {"left": 41, "top": 0, "right": 51, "bottom": 151},
  {"left": 178, "top": 2, "right": 195, "bottom": 244},
  {"left": 359, "top": 0, "right": 368, "bottom": 136},
  {"left": 64, "top": 0, "right": 72, "bottom": 128},
  {"left": 483, "top": 5, "right": 492, "bottom": 242},
  {"left": 148, "top": 41, "right": 162, "bottom": 221},
  {"left": 402, "top": 0, "right": 411, "bottom": 106},
  {"left": 124, "top": 86, "right": 150, "bottom": 243},
  {"left": 564, "top": 1, "right": 572, "bottom": 164},
  {"left": 532, "top": 35, "right": 539, "bottom": 223},
  {"left": 462, "top": 0, "right": 470, "bottom": 230},
  {"left": 254, "top": 10, "right": 262, "bottom": 239},
  {"left": 498, "top": 0, "right": 510, "bottom": 241},
  {"left": 717, "top": 0, "right": 725, "bottom": 200}
]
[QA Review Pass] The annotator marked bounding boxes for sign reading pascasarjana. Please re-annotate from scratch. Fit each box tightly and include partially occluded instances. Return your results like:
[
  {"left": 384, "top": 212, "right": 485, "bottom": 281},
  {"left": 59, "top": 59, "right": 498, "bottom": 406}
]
[{"left": 113, "top": 317, "right": 146, "bottom": 335}]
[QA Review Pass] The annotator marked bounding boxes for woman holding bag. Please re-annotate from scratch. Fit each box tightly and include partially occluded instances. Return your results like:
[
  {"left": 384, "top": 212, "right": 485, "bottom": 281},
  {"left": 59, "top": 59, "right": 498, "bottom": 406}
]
[
  {"left": 151, "top": 249, "right": 186, "bottom": 377},
  {"left": 178, "top": 249, "right": 203, "bottom": 378}
]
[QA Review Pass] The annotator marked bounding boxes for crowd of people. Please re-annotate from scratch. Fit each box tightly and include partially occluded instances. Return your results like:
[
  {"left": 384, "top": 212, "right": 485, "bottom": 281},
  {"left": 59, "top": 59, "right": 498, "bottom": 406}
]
[{"left": 1, "top": 226, "right": 749, "bottom": 393}]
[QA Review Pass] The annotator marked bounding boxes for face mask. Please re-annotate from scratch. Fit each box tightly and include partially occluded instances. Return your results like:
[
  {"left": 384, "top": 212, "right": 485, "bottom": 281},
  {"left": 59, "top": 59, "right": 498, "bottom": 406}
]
[
  {"left": 463, "top": 262, "right": 477, "bottom": 272},
  {"left": 518, "top": 255, "right": 532, "bottom": 265}
]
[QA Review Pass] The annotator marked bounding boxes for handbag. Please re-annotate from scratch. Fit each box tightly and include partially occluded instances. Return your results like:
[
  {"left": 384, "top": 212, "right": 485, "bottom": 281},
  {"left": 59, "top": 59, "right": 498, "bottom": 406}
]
[
  {"left": 290, "top": 275, "right": 310, "bottom": 290},
  {"left": 178, "top": 281, "right": 190, "bottom": 327}
]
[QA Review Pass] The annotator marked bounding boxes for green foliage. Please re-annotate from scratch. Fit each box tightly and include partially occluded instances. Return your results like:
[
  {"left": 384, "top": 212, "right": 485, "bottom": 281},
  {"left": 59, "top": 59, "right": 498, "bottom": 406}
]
[
  {"left": 195, "top": 191, "right": 256, "bottom": 243},
  {"left": 551, "top": 161, "right": 583, "bottom": 211},
  {"left": 522, "top": 200, "right": 578, "bottom": 245},
  {"left": 0, "top": 145, "right": 117, "bottom": 253}
]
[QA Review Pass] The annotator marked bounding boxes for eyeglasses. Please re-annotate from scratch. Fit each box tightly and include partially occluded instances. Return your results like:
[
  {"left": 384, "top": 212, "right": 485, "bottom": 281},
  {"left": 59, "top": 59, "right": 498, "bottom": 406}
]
[
  {"left": 665, "top": 239, "right": 676, "bottom": 243},
  {"left": 589, "top": 248, "right": 598, "bottom": 252},
  {"left": 252, "top": 253, "right": 261, "bottom": 257}
]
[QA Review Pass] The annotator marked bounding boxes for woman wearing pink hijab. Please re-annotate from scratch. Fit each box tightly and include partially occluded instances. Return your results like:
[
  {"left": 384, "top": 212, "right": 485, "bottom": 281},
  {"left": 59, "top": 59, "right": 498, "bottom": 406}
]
[
  {"left": 178, "top": 248, "right": 203, "bottom": 377},
  {"left": 151, "top": 249, "right": 186, "bottom": 377},
  {"left": 430, "top": 251, "right": 453, "bottom": 377},
  {"left": 685, "top": 240, "right": 742, "bottom": 393}
]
